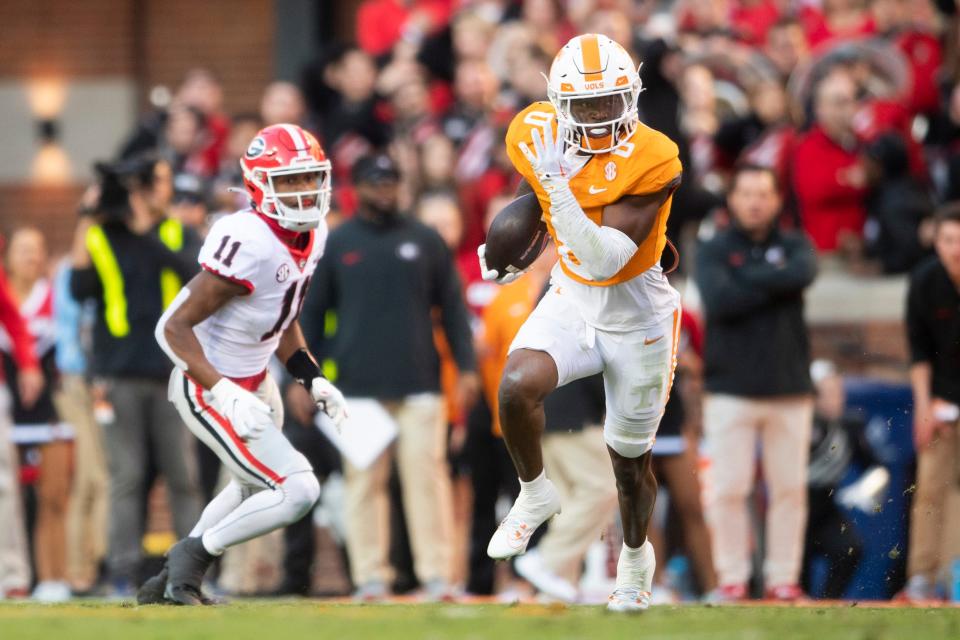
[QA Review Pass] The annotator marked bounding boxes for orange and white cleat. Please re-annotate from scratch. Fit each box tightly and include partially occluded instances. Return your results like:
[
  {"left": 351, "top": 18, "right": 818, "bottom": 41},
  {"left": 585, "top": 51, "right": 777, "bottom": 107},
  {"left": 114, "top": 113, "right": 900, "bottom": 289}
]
[
  {"left": 486, "top": 481, "right": 561, "bottom": 559},
  {"left": 607, "top": 586, "right": 652, "bottom": 612},
  {"left": 607, "top": 540, "right": 656, "bottom": 613}
]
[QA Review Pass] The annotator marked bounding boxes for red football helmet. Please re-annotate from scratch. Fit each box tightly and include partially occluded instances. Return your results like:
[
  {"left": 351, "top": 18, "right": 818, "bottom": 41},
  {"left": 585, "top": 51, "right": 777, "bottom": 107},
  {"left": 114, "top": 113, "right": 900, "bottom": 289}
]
[{"left": 240, "top": 124, "right": 332, "bottom": 231}]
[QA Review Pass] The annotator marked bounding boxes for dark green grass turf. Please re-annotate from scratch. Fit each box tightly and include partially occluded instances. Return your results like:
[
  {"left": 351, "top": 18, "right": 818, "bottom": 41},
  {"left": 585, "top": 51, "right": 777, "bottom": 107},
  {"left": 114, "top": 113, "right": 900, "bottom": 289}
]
[{"left": 1, "top": 601, "right": 958, "bottom": 640}]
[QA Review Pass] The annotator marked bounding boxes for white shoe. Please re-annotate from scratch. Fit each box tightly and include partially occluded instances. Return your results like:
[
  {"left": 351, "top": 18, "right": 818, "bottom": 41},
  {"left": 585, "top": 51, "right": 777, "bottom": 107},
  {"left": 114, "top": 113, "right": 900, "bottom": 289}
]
[
  {"left": 606, "top": 540, "right": 655, "bottom": 613},
  {"left": 607, "top": 586, "right": 652, "bottom": 612},
  {"left": 900, "top": 575, "right": 939, "bottom": 602},
  {"left": 487, "top": 481, "right": 561, "bottom": 559},
  {"left": 515, "top": 549, "right": 578, "bottom": 603},
  {"left": 421, "top": 578, "right": 457, "bottom": 602},
  {"left": 32, "top": 580, "right": 72, "bottom": 603},
  {"left": 353, "top": 581, "right": 387, "bottom": 602}
]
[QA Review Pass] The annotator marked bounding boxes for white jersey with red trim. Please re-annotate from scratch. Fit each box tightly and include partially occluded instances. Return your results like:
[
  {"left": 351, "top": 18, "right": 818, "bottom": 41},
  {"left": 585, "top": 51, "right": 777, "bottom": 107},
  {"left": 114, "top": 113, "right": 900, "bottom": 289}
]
[{"left": 194, "top": 210, "right": 326, "bottom": 378}]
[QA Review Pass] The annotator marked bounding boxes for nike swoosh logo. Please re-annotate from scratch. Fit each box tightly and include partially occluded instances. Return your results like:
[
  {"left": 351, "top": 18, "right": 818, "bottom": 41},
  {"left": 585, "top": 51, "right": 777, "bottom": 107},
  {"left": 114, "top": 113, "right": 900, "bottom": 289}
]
[
  {"left": 644, "top": 335, "right": 664, "bottom": 346},
  {"left": 588, "top": 185, "right": 607, "bottom": 194}
]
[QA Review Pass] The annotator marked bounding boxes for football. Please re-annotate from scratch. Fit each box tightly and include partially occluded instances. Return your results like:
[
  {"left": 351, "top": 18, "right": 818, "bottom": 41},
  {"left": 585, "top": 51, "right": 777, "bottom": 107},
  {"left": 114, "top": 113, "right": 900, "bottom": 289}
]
[{"left": 483, "top": 192, "right": 550, "bottom": 275}]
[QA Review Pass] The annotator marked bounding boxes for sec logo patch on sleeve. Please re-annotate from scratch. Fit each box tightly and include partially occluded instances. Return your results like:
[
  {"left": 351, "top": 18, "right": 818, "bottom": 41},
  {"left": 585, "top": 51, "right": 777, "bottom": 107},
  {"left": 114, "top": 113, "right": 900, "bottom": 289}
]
[{"left": 605, "top": 161, "right": 617, "bottom": 182}]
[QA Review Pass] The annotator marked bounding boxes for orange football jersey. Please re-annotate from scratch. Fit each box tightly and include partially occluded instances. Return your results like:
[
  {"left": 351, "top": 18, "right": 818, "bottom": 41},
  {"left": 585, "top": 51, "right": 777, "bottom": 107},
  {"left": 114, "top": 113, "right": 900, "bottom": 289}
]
[{"left": 505, "top": 101, "right": 682, "bottom": 287}]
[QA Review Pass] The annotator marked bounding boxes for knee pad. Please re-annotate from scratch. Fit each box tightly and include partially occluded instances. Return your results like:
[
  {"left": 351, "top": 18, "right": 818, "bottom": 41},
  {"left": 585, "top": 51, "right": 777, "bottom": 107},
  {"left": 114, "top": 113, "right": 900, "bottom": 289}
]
[
  {"left": 283, "top": 472, "right": 321, "bottom": 518},
  {"left": 604, "top": 412, "right": 659, "bottom": 459}
]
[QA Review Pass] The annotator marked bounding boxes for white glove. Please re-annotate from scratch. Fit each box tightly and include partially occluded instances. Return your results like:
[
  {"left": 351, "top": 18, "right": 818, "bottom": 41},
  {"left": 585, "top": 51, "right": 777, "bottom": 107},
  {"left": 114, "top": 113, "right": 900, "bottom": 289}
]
[
  {"left": 518, "top": 120, "right": 588, "bottom": 193},
  {"left": 311, "top": 377, "right": 349, "bottom": 431},
  {"left": 478, "top": 243, "right": 528, "bottom": 285},
  {"left": 836, "top": 466, "right": 891, "bottom": 513},
  {"left": 210, "top": 378, "right": 273, "bottom": 441}
]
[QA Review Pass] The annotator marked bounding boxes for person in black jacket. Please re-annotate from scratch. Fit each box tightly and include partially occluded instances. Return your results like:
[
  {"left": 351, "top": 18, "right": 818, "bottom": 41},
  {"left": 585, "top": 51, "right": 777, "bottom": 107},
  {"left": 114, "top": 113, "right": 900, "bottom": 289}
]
[
  {"left": 69, "top": 155, "right": 203, "bottom": 595},
  {"left": 901, "top": 204, "right": 960, "bottom": 601},
  {"left": 695, "top": 163, "right": 817, "bottom": 602},
  {"left": 299, "top": 152, "right": 477, "bottom": 601}
]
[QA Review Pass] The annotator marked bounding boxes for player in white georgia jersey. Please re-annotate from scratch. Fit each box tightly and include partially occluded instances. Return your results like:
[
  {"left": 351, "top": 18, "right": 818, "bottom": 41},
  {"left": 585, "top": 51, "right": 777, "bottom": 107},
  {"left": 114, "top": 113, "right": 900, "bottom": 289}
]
[{"left": 139, "top": 124, "right": 348, "bottom": 606}]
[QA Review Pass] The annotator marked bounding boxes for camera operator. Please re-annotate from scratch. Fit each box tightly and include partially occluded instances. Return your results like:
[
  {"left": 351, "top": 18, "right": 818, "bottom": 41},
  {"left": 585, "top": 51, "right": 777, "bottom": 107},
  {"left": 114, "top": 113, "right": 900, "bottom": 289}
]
[{"left": 69, "top": 154, "right": 202, "bottom": 595}]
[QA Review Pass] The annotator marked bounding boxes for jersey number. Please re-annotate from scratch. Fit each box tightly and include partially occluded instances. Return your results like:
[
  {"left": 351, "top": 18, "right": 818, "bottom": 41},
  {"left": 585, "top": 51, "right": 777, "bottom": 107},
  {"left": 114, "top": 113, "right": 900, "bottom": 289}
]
[
  {"left": 260, "top": 276, "right": 312, "bottom": 341},
  {"left": 523, "top": 110, "right": 554, "bottom": 128},
  {"left": 213, "top": 235, "right": 242, "bottom": 267}
]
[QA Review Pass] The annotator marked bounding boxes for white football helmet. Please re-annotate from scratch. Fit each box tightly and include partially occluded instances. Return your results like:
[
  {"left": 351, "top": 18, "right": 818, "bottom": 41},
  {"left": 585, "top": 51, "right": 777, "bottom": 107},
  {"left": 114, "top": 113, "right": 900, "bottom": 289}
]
[{"left": 547, "top": 34, "right": 642, "bottom": 154}]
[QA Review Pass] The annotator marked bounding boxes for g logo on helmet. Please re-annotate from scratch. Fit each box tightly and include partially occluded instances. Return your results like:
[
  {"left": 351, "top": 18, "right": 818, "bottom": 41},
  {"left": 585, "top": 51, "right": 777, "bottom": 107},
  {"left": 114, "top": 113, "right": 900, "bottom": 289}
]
[{"left": 246, "top": 136, "right": 266, "bottom": 159}]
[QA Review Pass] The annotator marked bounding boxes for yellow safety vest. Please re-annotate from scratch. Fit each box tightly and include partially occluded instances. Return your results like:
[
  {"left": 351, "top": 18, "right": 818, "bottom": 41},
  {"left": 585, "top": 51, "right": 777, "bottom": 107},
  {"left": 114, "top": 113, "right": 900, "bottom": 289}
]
[
  {"left": 321, "top": 309, "right": 338, "bottom": 381},
  {"left": 86, "top": 219, "right": 185, "bottom": 337}
]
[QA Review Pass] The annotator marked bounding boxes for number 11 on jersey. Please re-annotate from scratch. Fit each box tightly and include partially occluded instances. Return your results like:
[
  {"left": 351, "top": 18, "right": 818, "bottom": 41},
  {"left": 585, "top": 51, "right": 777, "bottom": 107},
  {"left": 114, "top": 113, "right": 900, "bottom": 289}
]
[{"left": 261, "top": 276, "right": 312, "bottom": 341}]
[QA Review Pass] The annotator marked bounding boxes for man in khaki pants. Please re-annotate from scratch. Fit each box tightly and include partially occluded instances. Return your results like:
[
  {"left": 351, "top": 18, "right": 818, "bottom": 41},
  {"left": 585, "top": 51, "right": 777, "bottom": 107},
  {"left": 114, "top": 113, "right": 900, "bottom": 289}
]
[
  {"left": 299, "top": 154, "right": 478, "bottom": 600},
  {"left": 695, "top": 165, "right": 817, "bottom": 601},
  {"left": 341, "top": 395, "right": 452, "bottom": 596},
  {"left": 902, "top": 206, "right": 960, "bottom": 600},
  {"left": 54, "top": 375, "right": 108, "bottom": 592},
  {"left": 52, "top": 263, "right": 108, "bottom": 593}
]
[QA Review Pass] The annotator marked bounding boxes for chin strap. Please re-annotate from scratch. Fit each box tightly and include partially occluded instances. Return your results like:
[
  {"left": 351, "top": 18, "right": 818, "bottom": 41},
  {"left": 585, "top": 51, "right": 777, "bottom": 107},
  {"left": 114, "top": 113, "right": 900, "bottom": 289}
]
[{"left": 663, "top": 238, "right": 680, "bottom": 275}]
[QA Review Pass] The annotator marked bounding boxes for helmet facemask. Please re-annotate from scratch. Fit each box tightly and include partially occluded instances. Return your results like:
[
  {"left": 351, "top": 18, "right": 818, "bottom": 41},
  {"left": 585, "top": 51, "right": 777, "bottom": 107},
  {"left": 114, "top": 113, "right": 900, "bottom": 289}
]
[
  {"left": 246, "top": 161, "right": 332, "bottom": 232},
  {"left": 548, "top": 78, "right": 641, "bottom": 154}
]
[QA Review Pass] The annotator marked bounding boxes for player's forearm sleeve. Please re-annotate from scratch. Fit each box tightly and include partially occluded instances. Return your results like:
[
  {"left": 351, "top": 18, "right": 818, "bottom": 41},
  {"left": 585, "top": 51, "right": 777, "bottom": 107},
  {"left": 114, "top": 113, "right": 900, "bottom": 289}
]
[{"left": 547, "top": 183, "right": 638, "bottom": 281}]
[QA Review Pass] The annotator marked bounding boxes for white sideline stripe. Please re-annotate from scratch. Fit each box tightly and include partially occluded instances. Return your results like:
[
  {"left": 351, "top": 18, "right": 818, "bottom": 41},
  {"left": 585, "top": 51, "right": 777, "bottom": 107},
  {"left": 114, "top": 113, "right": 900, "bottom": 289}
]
[{"left": 279, "top": 123, "right": 311, "bottom": 160}]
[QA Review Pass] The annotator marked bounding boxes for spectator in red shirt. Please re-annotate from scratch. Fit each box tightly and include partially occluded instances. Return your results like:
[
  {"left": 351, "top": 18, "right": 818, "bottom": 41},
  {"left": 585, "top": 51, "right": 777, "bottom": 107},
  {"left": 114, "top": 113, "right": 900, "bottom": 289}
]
[
  {"left": 872, "top": 0, "right": 944, "bottom": 116},
  {"left": 356, "top": 0, "right": 451, "bottom": 59},
  {"left": 800, "top": 0, "right": 876, "bottom": 48},
  {"left": 792, "top": 69, "right": 868, "bottom": 252},
  {"left": 0, "top": 259, "right": 42, "bottom": 599},
  {"left": 730, "top": 0, "right": 783, "bottom": 46},
  {"left": 175, "top": 69, "right": 230, "bottom": 174}
]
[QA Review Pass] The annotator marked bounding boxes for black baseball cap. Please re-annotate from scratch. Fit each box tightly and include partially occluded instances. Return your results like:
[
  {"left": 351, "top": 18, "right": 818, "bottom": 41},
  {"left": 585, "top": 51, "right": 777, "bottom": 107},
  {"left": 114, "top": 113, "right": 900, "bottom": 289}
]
[
  {"left": 172, "top": 172, "right": 206, "bottom": 204},
  {"left": 351, "top": 153, "right": 400, "bottom": 185}
]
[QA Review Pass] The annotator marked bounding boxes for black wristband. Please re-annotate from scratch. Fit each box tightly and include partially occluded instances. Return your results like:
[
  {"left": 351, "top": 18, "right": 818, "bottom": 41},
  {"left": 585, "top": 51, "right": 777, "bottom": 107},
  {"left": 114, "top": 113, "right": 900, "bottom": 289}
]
[{"left": 286, "top": 348, "right": 322, "bottom": 385}]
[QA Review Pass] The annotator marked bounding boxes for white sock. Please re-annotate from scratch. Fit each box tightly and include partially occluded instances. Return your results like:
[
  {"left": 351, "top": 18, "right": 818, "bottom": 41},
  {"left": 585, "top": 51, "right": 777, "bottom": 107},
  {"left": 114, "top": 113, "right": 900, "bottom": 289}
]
[
  {"left": 617, "top": 540, "right": 655, "bottom": 588},
  {"left": 200, "top": 472, "right": 320, "bottom": 555},
  {"left": 188, "top": 481, "right": 247, "bottom": 538},
  {"left": 620, "top": 540, "right": 651, "bottom": 563},
  {"left": 518, "top": 469, "right": 551, "bottom": 502}
]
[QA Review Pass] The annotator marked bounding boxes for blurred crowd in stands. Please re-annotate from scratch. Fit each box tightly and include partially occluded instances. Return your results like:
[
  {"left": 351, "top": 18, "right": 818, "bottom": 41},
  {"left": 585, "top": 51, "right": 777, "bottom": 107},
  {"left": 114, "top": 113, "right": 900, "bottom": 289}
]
[{"left": 1, "top": 0, "right": 959, "bottom": 605}]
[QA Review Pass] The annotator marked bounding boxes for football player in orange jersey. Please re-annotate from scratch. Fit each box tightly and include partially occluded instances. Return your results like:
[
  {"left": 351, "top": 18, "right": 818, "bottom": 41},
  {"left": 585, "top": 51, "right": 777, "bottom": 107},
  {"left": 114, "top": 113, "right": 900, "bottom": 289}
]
[{"left": 478, "top": 34, "right": 683, "bottom": 611}]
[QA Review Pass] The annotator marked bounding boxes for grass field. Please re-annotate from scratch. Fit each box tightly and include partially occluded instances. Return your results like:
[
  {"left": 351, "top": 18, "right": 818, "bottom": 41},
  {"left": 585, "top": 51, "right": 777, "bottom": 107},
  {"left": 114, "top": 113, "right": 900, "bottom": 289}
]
[{"left": 1, "top": 601, "right": 959, "bottom": 640}]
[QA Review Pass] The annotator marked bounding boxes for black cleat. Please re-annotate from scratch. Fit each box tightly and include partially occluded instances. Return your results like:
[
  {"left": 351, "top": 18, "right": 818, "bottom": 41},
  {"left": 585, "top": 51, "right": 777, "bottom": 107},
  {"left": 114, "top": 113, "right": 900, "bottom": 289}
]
[
  {"left": 136, "top": 563, "right": 169, "bottom": 605},
  {"left": 165, "top": 583, "right": 205, "bottom": 606},
  {"left": 163, "top": 537, "right": 217, "bottom": 606}
]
